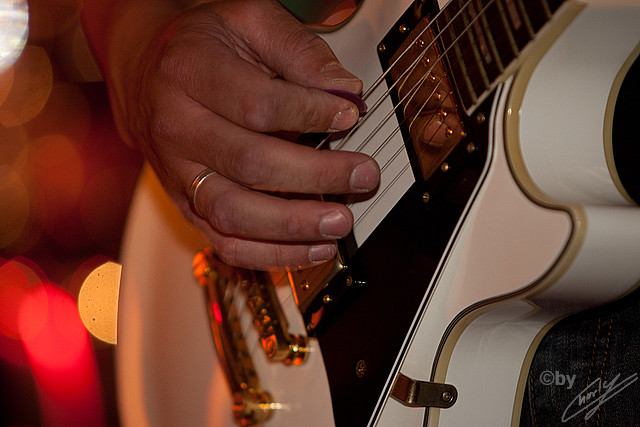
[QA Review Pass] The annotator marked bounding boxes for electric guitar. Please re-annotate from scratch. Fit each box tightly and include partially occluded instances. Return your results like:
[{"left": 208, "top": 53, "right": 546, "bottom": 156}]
[{"left": 116, "top": 0, "right": 640, "bottom": 425}]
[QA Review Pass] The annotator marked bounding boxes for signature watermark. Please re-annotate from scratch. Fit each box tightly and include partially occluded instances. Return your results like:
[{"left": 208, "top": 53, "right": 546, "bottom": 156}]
[
  {"left": 539, "top": 370, "right": 638, "bottom": 422},
  {"left": 539, "top": 370, "right": 577, "bottom": 389}
]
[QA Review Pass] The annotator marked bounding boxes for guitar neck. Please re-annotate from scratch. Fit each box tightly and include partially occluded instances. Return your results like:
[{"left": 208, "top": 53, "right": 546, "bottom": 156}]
[{"left": 436, "top": 0, "right": 566, "bottom": 111}]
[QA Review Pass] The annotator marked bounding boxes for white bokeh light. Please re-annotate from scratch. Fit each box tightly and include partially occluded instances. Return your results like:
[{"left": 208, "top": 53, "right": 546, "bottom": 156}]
[{"left": 0, "top": 0, "right": 29, "bottom": 74}]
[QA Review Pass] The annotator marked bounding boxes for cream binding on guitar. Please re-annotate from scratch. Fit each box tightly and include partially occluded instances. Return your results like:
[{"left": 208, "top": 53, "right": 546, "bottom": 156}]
[{"left": 117, "top": 0, "right": 640, "bottom": 425}]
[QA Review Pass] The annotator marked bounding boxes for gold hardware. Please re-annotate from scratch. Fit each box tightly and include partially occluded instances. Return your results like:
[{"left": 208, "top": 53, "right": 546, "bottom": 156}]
[
  {"left": 193, "top": 249, "right": 311, "bottom": 425},
  {"left": 440, "top": 162, "right": 450, "bottom": 172},
  {"left": 322, "top": 294, "right": 332, "bottom": 304},
  {"left": 193, "top": 250, "right": 274, "bottom": 426},
  {"left": 399, "top": 24, "right": 409, "bottom": 33},
  {"left": 289, "top": 255, "right": 346, "bottom": 313},
  {"left": 345, "top": 276, "right": 353, "bottom": 287},
  {"left": 378, "top": 43, "right": 386, "bottom": 53},
  {"left": 355, "top": 360, "right": 367, "bottom": 378},
  {"left": 476, "top": 112, "right": 486, "bottom": 124},
  {"left": 422, "top": 192, "right": 430, "bottom": 204},
  {"left": 385, "top": 14, "right": 466, "bottom": 183}
]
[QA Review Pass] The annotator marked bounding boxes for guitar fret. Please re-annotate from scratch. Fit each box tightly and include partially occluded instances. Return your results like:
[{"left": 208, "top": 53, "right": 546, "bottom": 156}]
[
  {"left": 460, "top": 0, "right": 493, "bottom": 88},
  {"left": 475, "top": 0, "right": 505, "bottom": 72},
  {"left": 435, "top": 0, "right": 564, "bottom": 111},
  {"left": 521, "top": 0, "right": 548, "bottom": 33},
  {"left": 514, "top": 0, "right": 535, "bottom": 38},
  {"left": 546, "top": 0, "right": 566, "bottom": 13},
  {"left": 436, "top": 12, "right": 477, "bottom": 107},
  {"left": 477, "top": 0, "right": 516, "bottom": 68},
  {"left": 503, "top": 0, "right": 533, "bottom": 52},
  {"left": 495, "top": 0, "right": 520, "bottom": 56},
  {"left": 540, "top": 0, "right": 553, "bottom": 18},
  {"left": 449, "top": 1, "right": 489, "bottom": 95}
]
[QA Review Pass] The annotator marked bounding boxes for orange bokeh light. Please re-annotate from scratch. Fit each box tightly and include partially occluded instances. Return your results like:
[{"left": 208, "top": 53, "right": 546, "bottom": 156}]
[
  {"left": 0, "top": 167, "right": 30, "bottom": 248},
  {"left": 27, "top": 134, "right": 89, "bottom": 248},
  {"left": 0, "top": 46, "right": 53, "bottom": 127},
  {"left": 28, "top": 82, "right": 91, "bottom": 145},
  {"left": 0, "top": 67, "right": 15, "bottom": 106}
]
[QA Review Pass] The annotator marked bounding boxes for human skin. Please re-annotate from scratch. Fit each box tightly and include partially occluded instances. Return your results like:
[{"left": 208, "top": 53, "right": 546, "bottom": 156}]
[{"left": 80, "top": 0, "right": 380, "bottom": 270}]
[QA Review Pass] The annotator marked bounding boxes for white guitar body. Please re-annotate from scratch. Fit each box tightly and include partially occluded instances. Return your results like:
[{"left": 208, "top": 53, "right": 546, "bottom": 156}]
[{"left": 116, "top": 0, "right": 640, "bottom": 426}]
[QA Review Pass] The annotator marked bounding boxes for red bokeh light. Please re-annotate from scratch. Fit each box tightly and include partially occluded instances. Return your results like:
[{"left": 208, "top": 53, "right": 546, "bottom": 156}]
[
  {"left": 18, "top": 282, "right": 106, "bottom": 426},
  {"left": 0, "top": 259, "right": 32, "bottom": 339}
]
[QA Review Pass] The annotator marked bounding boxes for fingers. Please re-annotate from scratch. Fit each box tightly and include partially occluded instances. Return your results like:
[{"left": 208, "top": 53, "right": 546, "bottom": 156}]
[
  {"left": 161, "top": 104, "right": 380, "bottom": 194},
  {"left": 182, "top": 167, "right": 344, "bottom": 270},
  {"left": 156, "top": 0, "right": 363, "bottom": 133},
  {"left": 192, "top": 172, "right": 354, "bottom": 242},
  {"left": 132, "top": 0, "right": 377, "bottom": 270},
  {"left": 197, "top": 227, "right": 339, "bottom": 271},
  {"left": 203, "top": 59, "right": 360, "bottom": 133}
]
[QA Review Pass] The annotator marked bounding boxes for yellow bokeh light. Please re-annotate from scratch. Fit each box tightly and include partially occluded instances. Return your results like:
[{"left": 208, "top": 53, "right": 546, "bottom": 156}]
[
  {"left": 78, "top": 261, "right": 122, "bottom": 344},
  {"left": 0, "top": 0, "right": 29, "bottom": 74},
  {"left": 0, "top": 45, "right": 53, "bottom": 127}
]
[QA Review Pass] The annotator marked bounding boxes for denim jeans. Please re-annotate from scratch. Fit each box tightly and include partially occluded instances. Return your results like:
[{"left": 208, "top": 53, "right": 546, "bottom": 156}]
[{"left": 520, "top": 289, "right": 640, "bottom": 426}]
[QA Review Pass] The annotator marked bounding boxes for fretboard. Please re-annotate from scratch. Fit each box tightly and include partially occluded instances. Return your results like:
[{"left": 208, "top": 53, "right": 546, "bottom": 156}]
[{"left": 435, "top": 0, "right": 567, "bottom": 111}]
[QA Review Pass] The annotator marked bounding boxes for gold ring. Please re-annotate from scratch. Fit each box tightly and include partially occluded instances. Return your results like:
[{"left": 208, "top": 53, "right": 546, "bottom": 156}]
[{"left": 188, "top": 168, "right": 216, "bottom": 218}]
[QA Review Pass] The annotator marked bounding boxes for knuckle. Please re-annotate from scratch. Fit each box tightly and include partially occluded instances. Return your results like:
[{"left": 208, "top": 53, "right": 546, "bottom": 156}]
[
  {"left": 238, "top": 93, "right": 276, "bottom": 132},
  {"left": 230, "top": 146, "right": 269, "bottom": 186},
  {"left": 299, "top": 92, "right": 325, "bottom": 131},
  {"left": 284, "top": 28, "right": 330, "bottom": 60}
]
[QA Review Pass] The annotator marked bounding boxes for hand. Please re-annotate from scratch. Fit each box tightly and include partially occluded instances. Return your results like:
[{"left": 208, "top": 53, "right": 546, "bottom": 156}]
[{"left": 96, "top": 0, "right": 380, "bottom": 270}]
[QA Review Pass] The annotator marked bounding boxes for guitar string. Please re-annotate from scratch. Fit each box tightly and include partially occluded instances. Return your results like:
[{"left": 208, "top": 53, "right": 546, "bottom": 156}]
[
  {"left": 350, "top": 79, "right": 449, "bottom": 228},
  {"left": 275, "top": 2, "right": 500, "bottom": 310},
  {"left": 340, "top": 1, "right": 500, "bottom": 222},
  {"left": 239, "top": 0, "right": 504, "bottom": 366},
  {"left": 314, "top": 0, "right": 470, "bottom": 153},
  {"left": 318, "top": 0, "right": 496, "bottom": 154}
]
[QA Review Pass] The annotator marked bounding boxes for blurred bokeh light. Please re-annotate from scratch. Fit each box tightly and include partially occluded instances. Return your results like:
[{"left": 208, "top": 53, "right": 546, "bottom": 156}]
[
  {"left": 0, "top": 0, "right": 143, "bottom": 425},
  {"left": 0, "top": 0, "right": 29, "bottom": 74},
  {"left": 0, "top": 45, "right": 52, "bottom": 127}
]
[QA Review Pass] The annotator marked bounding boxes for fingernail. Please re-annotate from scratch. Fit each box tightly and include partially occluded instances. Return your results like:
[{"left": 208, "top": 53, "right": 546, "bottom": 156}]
[
  {"left": 319, "top": 210, "right": 350, "bottom": 238},
  {"left": 350, "top": 160, "right": 380, "bottom": 191},
  {"left": 321, "top": 62, "right": 360, "bottom": 83},
  {"left": 308, "top": 244, "right": 337, "bottom": 263},
  {"left": 330, "top": 106, "right": 358, "bottom": 131}
]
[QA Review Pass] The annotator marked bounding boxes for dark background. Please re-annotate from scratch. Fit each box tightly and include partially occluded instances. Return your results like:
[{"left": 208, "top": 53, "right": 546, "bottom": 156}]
[{"left": 0, "top": 0, "right": 143, "bottom": 424}]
